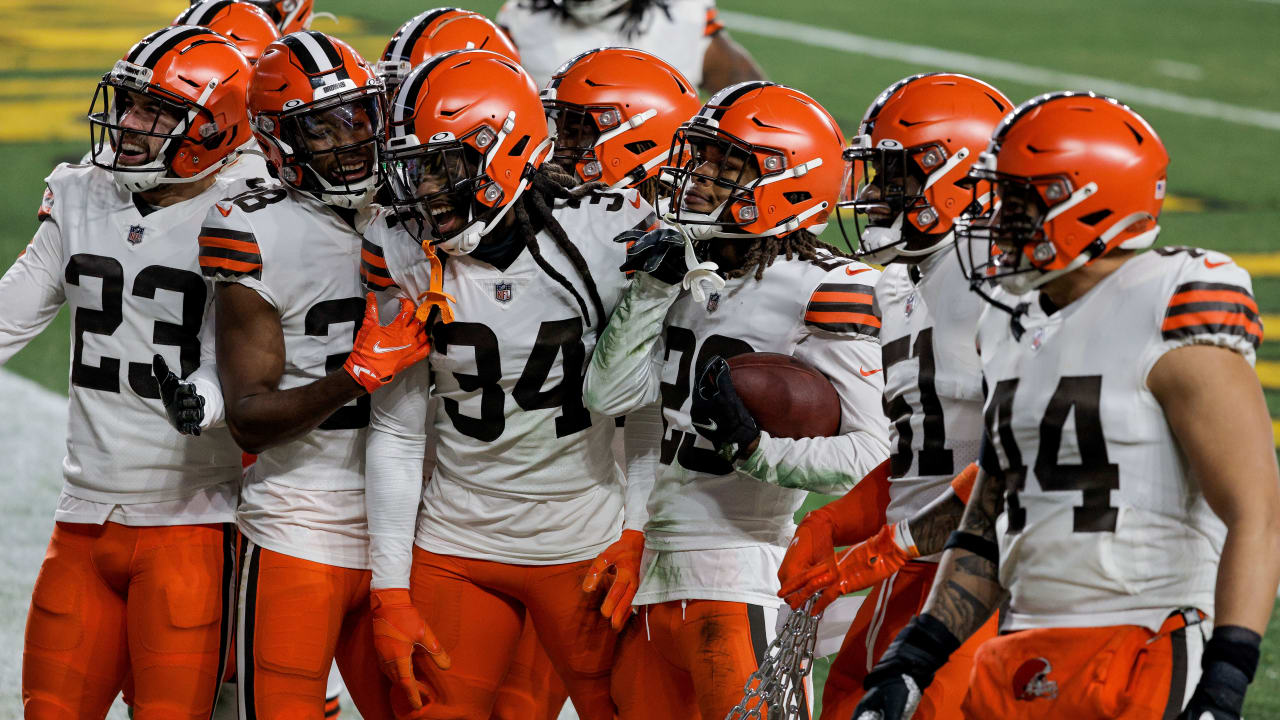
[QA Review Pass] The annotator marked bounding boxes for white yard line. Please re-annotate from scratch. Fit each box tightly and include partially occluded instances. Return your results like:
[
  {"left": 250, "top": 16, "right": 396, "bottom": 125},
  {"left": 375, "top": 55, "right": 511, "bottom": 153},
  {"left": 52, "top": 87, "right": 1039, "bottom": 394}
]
[{"left": 720, "top": 10, "right": 1280, "bottom": 132}]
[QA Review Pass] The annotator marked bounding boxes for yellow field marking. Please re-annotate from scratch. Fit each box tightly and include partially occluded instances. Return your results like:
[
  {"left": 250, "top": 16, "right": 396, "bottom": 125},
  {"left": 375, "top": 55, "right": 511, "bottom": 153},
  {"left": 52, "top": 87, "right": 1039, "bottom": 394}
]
[
  {"left": 0, "top": 99, "right": 88, "bottom": 143},
  {"left": 1258, "top": 361, "right": 1280, "bottom": 390},
  {"left": 0, "top": 78, "right": 93, "bottom": 99},
  {"left": 1233, "top": 253, "right": 1280, "bottom": 278}
]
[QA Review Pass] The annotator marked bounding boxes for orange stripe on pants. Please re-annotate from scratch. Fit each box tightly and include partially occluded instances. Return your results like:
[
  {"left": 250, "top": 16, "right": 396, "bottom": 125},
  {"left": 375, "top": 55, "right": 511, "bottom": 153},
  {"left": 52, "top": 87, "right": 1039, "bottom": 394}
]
[
  {"left": 407, "top": 547, "right": 617, "bottom": 720},
  {"left": 238, "top": 543, "right": 395, "bottom": 720},
  {"left": 820, "top": 561, "right": 997, "bottom": 720},
  {"left": 22, "top": 521, "right": 236, "bottom": 720}
]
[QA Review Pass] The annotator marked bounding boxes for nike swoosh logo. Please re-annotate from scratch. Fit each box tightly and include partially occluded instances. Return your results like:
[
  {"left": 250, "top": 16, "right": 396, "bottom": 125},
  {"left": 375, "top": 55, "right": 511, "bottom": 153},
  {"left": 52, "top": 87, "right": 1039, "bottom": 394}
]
[
  {"left": 860, "top": 367, "right": 882, "bottom": 377},
  {"left": 1204, "top": 258, "right": 1231, "bottom": 269},
  {"left": 630, "top": 193, "right": 643, "bottom": 209},
  {"left": 372, "top": 341, "right": 412, "bottom": 354},
  {"left": 352, "top": 365, "right": 376, "bottom": 379},
  {"left": 845, "top": 266, "right": 872, "bottom": 276},
  {"left": 215, "top": 203, "right": 232, "bottom": 217},
  {"left": 692, "top": 419, "right": 718, "bottom": 432}
]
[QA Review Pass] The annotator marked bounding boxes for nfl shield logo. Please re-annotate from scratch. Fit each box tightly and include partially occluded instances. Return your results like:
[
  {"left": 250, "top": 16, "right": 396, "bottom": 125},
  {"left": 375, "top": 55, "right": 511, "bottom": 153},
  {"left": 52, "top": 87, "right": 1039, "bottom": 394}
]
[
  {"left": 494, "top": 281, "right": 513, "bottom": 303},
  {"left": 1030, "top": 326, "right": 1046, "bottom": 351},
  {"left": 904, "top": 291, "right": 916, "bottom": 318},
  {"left": 706, "top": 292, "right": 720, "bottom": 313},
  {"left": 127, "top": 225, "right": 145, "bottom": 245}
]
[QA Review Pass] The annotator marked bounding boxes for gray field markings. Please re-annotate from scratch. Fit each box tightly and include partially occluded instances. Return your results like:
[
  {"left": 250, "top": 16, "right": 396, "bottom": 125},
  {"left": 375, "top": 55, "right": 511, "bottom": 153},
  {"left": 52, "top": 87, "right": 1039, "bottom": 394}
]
[{"left": 720, "top": 9, "right": 1280, "bottom": 132}]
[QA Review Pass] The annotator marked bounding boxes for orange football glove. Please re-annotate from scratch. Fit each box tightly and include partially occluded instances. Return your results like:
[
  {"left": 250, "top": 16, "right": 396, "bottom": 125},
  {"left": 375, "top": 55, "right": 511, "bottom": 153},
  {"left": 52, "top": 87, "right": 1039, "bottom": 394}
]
[
  {"left": 370, "top": 588, "right": 451, "bottom": 713},
  {"left": 777, "top": 512, "right": 839, "bottom": 611},
  {"left": 344, "top": 293, "right": 432, "bottom": 393},
  {"left": 781, "top": 523, "right": 920, "bottom": 615},
  {"left": 582, "top": 529, "right": 645, "bottom": 631}
]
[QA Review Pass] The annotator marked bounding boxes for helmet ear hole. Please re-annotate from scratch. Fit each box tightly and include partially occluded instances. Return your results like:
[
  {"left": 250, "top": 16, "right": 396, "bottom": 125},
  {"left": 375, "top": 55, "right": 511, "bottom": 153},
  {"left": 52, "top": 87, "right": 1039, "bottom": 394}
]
[
  {"left": 624, "top": 139, "right": 657, "bottom": 155},
  {"left": 1077, "top": 208, "right": 1112, "bottom": 226},
  {"left": 507, "top": 135, "right": 530, "bottom": 156},
  {"left": 783, "top": 191, "right": 811, "bottom": 204}
]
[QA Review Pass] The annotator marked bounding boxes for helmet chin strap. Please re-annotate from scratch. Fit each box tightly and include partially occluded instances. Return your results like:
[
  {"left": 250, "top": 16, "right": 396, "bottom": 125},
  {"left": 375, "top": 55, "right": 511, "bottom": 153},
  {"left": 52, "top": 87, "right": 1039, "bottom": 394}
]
[{"left": 655, "top": 196, "right": 725, "bottom": 302}]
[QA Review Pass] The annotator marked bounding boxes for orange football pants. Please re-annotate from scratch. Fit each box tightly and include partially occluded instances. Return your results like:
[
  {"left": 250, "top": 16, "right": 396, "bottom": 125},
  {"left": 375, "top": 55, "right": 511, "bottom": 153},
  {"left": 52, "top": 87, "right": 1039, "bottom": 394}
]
[
  {"left": 237, "top": 541, "right": 395, "bottom": 719},
  {"left": 612, "top": 599, "right": 799, "bottom": 720},
  {"left": 407, "top": 547, "right": 616, "bottom": 720},
  {"left": 22, "top": 521, "right": 237, "bottom": 720},
  {"left": 490, "top": 615, "right": 570, "bottom": 720},
  {"left": 820, "top": 561, "right": 997, "bottom": 720},
  {"left": 961, "top": 611, "right": 1204, "bottom": 719}
]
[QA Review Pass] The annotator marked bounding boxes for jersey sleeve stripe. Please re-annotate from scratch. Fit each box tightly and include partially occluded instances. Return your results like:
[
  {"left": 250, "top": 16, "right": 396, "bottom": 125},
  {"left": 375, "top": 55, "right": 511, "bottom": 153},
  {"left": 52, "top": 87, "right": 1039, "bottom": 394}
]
[
  {"left": 805, "top": 310, "right": 880, "bottom": 326},
  {"left": 809, "top": 290, "right": 874, "bottom": 305},
  {"left": 1165, "top": 300, "right": 1259, "bottom": 322},
  {"left": 361, "top": 238, "right": 387, "bottom": 260},
  {"left": 1168, "top": 288, "right": 1258, "bottom": 314},
  {"left": 199, "top": 256, "right": 263, "bottom": 278},
  {"left": 1162, "top": 310, "right": 1262, "bottom": 335},
  {"left": 360, "top": 248, "right": 389, "bottom": 270},
  {"left": 199, "top": 228, "right": 262, "bottom": 279}
]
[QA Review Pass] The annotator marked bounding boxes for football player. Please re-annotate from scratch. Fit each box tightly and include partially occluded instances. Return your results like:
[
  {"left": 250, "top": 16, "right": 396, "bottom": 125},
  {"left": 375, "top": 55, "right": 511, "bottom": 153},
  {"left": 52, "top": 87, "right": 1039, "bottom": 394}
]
[
  {"left": 581, "top": 81, "right": 890, "bottom": 719},
  {"left": 375, "top": 7, "right": 520, "bottom": 101},
  {"left": 198, "top": 32, "right": 438, "bottom": 718},
  {"left": 773, "top": 73, "right": 1013, "bottom": 720},
  {"left": 541, "top": 46, "right": 701, "bottom": 202},
  {"left": 852, "top": 93, "right": 1280, "bottom": 720},
  {"left": 497, "top": 0, "right": 765, "bottom": 93},
  {"left": 0, "top": 27, "right": 252, "bottom": 719},
  {"left": 361, "top": 49, "right": 659, "bottom": 719}
]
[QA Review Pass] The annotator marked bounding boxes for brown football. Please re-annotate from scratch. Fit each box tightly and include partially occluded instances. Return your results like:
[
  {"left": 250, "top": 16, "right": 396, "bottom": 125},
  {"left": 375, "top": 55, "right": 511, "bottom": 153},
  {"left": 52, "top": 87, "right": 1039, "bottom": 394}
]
[{"left": 726, "top": 352, "right": 841, "bottom": 439}]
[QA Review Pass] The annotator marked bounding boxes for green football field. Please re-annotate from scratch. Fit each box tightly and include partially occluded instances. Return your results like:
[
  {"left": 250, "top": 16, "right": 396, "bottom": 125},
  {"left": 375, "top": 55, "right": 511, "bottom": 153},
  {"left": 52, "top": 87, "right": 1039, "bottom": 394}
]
[{"left": 1, "top": 0, "right": 1279, "bottom": 715}]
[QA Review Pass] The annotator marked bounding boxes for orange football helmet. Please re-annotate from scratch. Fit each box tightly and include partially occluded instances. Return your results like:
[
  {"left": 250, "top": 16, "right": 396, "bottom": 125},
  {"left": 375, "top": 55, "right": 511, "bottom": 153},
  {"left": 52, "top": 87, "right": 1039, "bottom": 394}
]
[
  {"left": 376, "top": 8, "right": 520, "bottom": 98},
  {"left": 665, "top": 81, "right": 844, "bottom": 241},
  {"left": 839, "top": 73, "right": 1012, "bottom": 264},
  {"left": 383, "top": 49, "right": 553, "bottom": 255},
  {"left": 175, "top": 0, "right": 281, "bottom": 64},
  {"left": 88, "top": 25, "right": 253, "bottom": 192},
  {"left": 241, "top": 0, "right": 311, "bottom": 33},
  {"left": 248, "top": 31, "right": 385, "bottom": 208},
  {"left": 958, "top": 91, "right": 1169, "bottom": 297},
  {"left": 542, "top": 47, "right": 700, "bottom": 188}
]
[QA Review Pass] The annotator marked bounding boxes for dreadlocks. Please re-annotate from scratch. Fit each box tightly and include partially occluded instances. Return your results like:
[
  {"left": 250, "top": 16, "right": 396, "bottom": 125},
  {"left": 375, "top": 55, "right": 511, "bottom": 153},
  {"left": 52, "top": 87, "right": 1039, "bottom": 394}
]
[
  {"left": 513, "top": 166, "right": 609, "bottom": 328},
  {"left": 531, "top": 0, "right": 672, "bottom": 37},
  {"left": 724, "top": 229, "right": 853, "bottom": 281}
]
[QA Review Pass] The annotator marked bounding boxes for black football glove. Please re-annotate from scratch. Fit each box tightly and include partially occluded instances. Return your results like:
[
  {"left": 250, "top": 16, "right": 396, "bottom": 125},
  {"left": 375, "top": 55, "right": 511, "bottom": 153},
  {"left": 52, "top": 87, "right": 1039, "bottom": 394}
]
[
  {"left": 615, "top": 227, "right": 688, "bottom": 285},
  {"left": 690, "top": 355, "right": 759, "bottom": 462},
  {"left": 153, "top": 354, "right": 205, "bottom": 436},
  {"left": 854, "top": 614, "right": 961, "bottom": 720},
  {"left": 1177, "top": 626, "right": 1261, "bottom": 720}
]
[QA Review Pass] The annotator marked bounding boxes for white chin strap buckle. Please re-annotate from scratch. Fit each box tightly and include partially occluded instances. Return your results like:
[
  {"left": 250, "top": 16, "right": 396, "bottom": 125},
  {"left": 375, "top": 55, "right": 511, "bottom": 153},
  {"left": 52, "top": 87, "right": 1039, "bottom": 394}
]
[{"left": 673, "top": 223, "right": 724, "bottom": 303}]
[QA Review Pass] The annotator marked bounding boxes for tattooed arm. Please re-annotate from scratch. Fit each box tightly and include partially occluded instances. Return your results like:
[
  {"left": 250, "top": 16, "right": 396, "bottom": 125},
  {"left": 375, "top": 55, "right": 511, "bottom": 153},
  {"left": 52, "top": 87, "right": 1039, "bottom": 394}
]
[
  {"left": 851, "top": 466, "right": 1008, "bottom": 720},
  {"left": 920, "top": 467, "right": 1008, "bottom": 640}
]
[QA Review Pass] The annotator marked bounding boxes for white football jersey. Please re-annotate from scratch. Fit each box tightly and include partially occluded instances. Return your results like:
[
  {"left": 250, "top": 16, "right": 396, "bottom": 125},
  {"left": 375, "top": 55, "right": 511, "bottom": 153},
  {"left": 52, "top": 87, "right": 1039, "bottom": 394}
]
[
  {"left": 199, "top": 185, "right": 375, "bottom": 569},
  {"left": 977, "top": 247, "right": 1257, "bottom": 631},
  {"left": 366, "top": 189, "right": 656, "bottom": 563},
  {"left": 876, "top": 246, "right": 985, "bottom": 528},
  {"left": 631, "top": 255, "right": 890, "bottom": 607},
  {"left": 497, "top": 0, "right": 720, "bottom": 89},
  {"left": 0, "top": 163, "right": 242, "bottom": 508}
]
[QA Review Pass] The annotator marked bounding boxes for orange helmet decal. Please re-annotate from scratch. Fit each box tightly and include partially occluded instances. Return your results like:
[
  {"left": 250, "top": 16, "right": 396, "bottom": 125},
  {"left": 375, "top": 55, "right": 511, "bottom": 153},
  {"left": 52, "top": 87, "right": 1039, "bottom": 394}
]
[
  {"left": 666, "top": 81, "right": 845, "bottom": 241},
  {"left": 88, "top": 25, "right": 253, "bottom": 192},
  {"left": 175, "top": 1, "right": 281, "bottom": 64},
  {"left": 541, "top": 47, "right": 700, "bottom": 188},
  {"left": 383, "top": 49, "right": 553, "bottom": 255},
  {"left": 840, "top": 72, "right": 1012, "bottom": 264},
  {"left": 377, "top": 8, "right": 520, "bottom": 96},
  {"left": 958, "top": 91, "right": 1169, "bottom": 297},
  {"left": 240, "top": 0, "right": 312, "bottom": 34},
  {"left": 249, "top": 31, "right": 386, "bottom": 208}
]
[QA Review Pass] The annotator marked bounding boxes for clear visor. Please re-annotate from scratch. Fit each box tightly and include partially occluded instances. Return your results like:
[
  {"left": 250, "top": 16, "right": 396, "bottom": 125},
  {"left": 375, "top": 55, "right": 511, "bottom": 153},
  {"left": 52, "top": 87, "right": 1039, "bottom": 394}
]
[
  {"left": 279, "top": 93, "right": 383, "bottom": 194},
  {"left": 384, "top": 136, "right": 487, "bottom": 243},
  {"left": 664, "top": 125, "right": 765, "bottom": 229}
]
